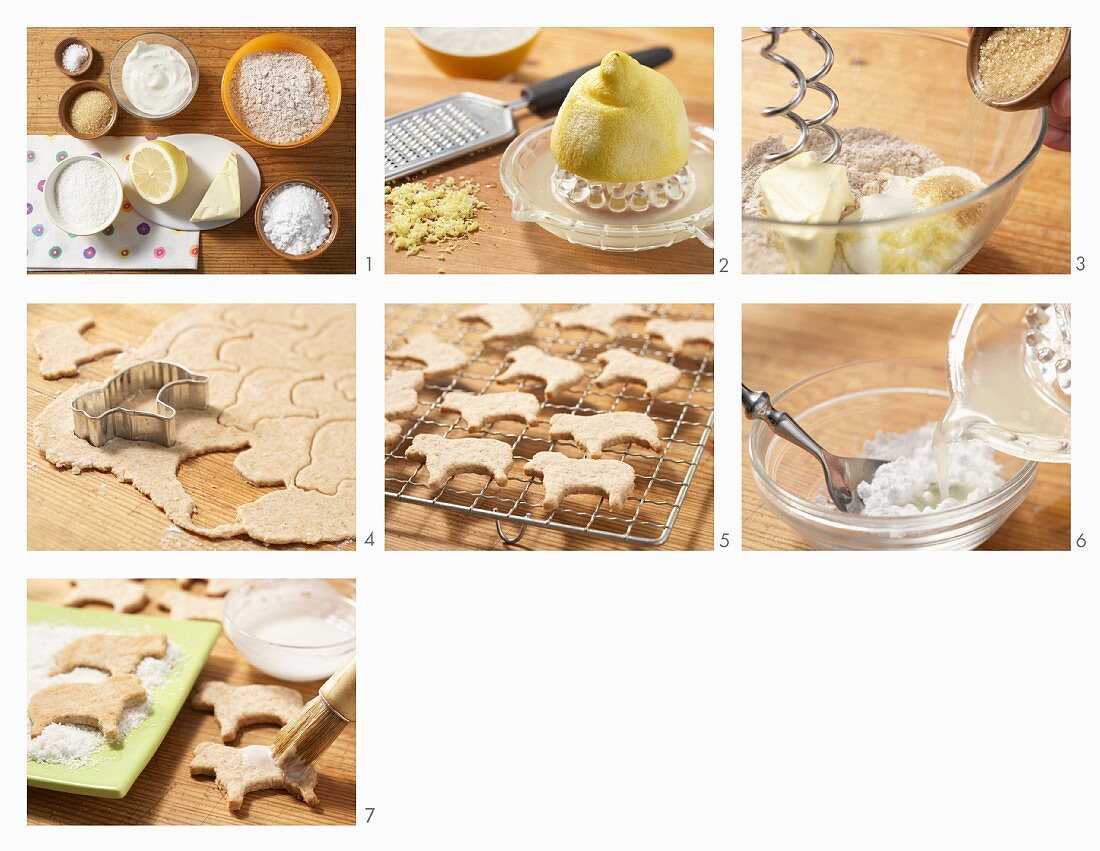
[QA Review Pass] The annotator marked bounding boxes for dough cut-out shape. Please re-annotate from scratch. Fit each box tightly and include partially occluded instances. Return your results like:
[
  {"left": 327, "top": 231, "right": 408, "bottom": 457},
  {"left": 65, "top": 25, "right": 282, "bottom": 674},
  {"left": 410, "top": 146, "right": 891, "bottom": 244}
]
[
  {"left": 28, "top": 674, "right": 147, "bottom": 740},
  {"left": 385, "top": 370, "right": 424, "bottom": 419},
  {"left": 192, "top": 681, "right": 304, "bottom": 742},
  {"left": 440, "top": 390, "right": 541, "bottom": 431},
  {"left": 191, "top": 742, "right": 319, "bottom": 811},
  {"left": 385, "top": 369, "right": 423, "bottom": 449},
  {"left": 64, "top": 578, "right": 147, "bottom": 613},
  {"left": 645, "top": 319, "right": 715, "bottom": 354},
  {"left": 53, "top": 631, "right": 168, "bottom": 677},
  {"left": 386, "top": 333, "right": 468, "bottom": 380},
  {"left": 32, "top": 317, "right": 123, "bottom": 380},
  {"left": 235, "top": 416, "right": 318, "bottom": 487},
  {"left": 233, "top": 480, "right": 356, "bottom": 546},
  {"left": 220, "top": 367, "right": 322, "bottom": 430},
  {"left": 405, "top": 434, "right": 512, "bottom": 491},
  {"left": 33, "top": 305, "right": 356, "bottom": 547},
  {"left": 498, "top": 345, "right": 586, "bottom": 398},
  {"left": 295, "top": 312, "right": 356, "bottom": 364},
  {"left": 292, "top": 376, "right": 355, "bottom": 419},
  {"left": 162, "top": 326, "right": 249, "bottom": 373},
  {"left": 297, "top": 420, "right": 355, "bottom": 494},
  {"left": 524, "top": 451, "right": 636, "bottom": 512},
  {"left": 158, "top": 589, "right": 224, "bottom": 621},
  {"left": 595, "top": 349, "right": 681, "bottom": 397},
  {"left": 385, "top": 420, "right": 404, "bottom": 449},
  {"left": 548, "top": 412, "right": 663, "bottom": 457},
  {"left": 177, "top": 579, "right": 245, "bottom": 596},
  {"left": 552, "top": 304, "right": 650, "bottom": 338},
  {"left": 223, "top": 304, "right": 306, "bottom": 329},
  {"left": 458, "top": 304, "right": 535, "bottom": 341}
]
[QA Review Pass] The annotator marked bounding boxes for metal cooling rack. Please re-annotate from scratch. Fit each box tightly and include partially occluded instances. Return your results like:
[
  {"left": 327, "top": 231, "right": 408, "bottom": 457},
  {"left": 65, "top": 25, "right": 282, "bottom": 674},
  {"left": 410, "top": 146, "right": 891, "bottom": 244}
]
[{"left": 385, "top": 304, "right": 715, "bottom": 547}]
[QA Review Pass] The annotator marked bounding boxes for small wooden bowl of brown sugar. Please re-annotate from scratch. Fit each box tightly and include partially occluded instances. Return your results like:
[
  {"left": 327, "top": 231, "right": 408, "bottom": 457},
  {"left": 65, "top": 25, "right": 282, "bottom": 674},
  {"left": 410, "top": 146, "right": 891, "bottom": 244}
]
[
  {"left": 58, "top": 81, "right": 119, "bottom": 140},
  {"left": 968, "top": 27, "right": 1071, "bottom": 111},
  {"left": 54, "top": 37, "right": 93, "bottom": 77}
]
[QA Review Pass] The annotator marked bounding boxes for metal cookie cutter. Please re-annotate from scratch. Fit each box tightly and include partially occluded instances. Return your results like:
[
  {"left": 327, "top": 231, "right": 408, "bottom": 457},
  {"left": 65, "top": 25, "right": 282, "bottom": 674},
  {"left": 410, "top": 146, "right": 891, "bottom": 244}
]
[{"left": 71, "top": 361, "right": 210, "bottom": 448}]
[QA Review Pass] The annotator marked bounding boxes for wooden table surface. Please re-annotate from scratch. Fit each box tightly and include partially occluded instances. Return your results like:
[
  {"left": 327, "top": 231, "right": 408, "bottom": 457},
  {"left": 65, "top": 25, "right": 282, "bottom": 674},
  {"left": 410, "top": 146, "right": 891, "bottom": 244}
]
[
  {"left": 741, "top": 304, "right": 1071, "bottom": 550},
  {"left": 27, "top": 304, "right": 353, "bottom": 551},
  {"left": 27, "top": 27, "right": 356, "bottom": 274},
  {"left": 741, "top": 27, "right": 1071, "bottom": 274},
  {"left": 384, "top": 27, "right": 714, "bottom": 275},
  {"left": 26, "top": 578, "right": 356, "bottom": 825},
  {"left": 385, "top": 303, "right": 714, "bottom": 551}
]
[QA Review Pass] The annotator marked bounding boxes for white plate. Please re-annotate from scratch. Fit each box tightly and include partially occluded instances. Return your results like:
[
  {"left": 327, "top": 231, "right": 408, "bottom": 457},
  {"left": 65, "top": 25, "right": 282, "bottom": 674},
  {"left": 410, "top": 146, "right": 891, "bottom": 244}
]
[{"left": 123, "top": 134, "right": 261, "bottom": 232}]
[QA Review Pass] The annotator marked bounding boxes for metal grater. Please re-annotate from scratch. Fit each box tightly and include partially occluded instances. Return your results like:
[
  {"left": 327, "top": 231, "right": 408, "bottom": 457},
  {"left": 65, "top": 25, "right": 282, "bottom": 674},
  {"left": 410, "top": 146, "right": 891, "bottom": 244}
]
[
  {"left": 385, "top": 47, "right": 675, "bottom": 183},
  {"left": 386, "top": 93, "right": 526, "bottom": 182}
]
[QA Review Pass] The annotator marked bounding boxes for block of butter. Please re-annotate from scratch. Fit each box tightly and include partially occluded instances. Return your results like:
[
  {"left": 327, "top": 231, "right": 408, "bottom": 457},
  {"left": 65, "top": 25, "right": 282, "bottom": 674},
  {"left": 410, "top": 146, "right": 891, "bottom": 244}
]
[
  {"left": 756, "top": 151, "right": 854, "bottom": 274},
  {"left": 190, "top": 151, "right": 240, "bottom": 223}
]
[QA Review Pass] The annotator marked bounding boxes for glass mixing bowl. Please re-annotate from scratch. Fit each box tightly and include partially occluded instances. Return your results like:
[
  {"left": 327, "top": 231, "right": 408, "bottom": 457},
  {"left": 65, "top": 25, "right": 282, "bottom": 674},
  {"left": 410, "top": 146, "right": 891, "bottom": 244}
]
[
  {"left": 742, "top": 28, "right": 1046, "bottom": 274},
  {"left": 747, "top": 359, "right": 1037, "bottom": 550},
  {"left": 110, "top": 33, "right": 200, "bottom": 121}
]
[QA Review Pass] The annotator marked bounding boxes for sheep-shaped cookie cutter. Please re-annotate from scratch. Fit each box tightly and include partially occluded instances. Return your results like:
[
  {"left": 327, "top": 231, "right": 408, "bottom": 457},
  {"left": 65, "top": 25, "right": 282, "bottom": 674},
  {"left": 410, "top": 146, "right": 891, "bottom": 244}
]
[{"left": 71, "top": 360, "right": 209, "bottom": 448}]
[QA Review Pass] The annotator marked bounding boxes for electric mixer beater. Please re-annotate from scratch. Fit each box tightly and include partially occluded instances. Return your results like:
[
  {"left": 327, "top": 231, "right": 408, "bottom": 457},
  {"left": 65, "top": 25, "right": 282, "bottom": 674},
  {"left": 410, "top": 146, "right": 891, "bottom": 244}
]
[{"left": 758, "top": 27, "right": 842, "bottom": 164}]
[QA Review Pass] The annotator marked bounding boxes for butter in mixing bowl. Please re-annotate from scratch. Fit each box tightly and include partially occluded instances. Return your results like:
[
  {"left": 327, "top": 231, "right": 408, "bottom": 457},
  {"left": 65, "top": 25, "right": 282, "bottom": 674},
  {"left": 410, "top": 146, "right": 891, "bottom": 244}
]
[{"left": 755, "top": 151, "right": 854, "bottom": 274}]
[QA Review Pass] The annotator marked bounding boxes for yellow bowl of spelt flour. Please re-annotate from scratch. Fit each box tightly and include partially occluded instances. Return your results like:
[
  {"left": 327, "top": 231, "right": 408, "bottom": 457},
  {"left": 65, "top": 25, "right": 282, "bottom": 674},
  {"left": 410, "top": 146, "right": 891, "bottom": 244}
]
[{"left": 221, "top": 33, "right": 342, "bottom": 149}]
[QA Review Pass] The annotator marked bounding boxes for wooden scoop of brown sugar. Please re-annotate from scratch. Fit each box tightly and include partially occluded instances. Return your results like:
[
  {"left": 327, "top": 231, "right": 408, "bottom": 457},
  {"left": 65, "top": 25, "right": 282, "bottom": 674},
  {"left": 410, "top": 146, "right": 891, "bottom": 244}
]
[{"left": 967, "top": 27, "right": 1070, "bottom": 111}]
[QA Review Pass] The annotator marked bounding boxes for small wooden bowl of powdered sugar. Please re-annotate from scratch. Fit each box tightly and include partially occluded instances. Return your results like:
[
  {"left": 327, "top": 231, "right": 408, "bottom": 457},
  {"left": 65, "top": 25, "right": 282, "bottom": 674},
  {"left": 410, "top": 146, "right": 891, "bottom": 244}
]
[{"left": 255, "top": 178, "right": 339, "bottom": 261}]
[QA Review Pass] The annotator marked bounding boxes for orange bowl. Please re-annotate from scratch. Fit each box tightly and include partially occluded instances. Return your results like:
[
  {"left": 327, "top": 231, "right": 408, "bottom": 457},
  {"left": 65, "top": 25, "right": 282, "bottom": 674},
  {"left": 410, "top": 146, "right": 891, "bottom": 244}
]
[
  {"left": 410, "top": 28, "right": 540, "bottom": 80},
  {"left": 221, "top": 33, "right": 342, "bottom": 149}
]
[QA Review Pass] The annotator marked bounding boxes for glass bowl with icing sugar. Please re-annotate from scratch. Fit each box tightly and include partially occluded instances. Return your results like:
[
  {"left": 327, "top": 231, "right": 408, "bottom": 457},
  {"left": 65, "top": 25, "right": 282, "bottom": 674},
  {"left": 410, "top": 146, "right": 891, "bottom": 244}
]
[
  {"left": 742, "top": 28, "right": 1047, "bottom": 274},
  {"left": 223, "top": 579, "right": 356, "bottom": 681},
  {"left": 110, "top": 33, "right": 199, "bottom": 120},
  {"left": 747, "top": 358, "right": 1037, "bottom": 550}
]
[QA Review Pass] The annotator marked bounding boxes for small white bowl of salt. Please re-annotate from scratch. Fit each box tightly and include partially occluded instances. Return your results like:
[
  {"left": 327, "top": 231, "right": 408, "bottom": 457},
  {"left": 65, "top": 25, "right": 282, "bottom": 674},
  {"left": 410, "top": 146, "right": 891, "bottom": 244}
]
[{"left": 44, "top": 155, "right": 124, "bottom": 236}]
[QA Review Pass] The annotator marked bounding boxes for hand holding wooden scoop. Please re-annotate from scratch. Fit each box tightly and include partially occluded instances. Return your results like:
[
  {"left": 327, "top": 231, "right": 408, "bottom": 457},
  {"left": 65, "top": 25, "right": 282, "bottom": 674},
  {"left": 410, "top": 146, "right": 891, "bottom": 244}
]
[{"left": 966, "top": 27, "right": 1070, "bottom": 111}]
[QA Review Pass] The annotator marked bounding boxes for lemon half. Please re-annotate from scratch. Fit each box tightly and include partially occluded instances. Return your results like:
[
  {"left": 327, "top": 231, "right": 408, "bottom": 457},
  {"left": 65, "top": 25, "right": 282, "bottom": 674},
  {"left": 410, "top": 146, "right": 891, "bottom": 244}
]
[
  {"left": 128, "top": 140, "right": 188, "bottom": 205},
  {"left": 551, "top": 51, "right": 690, "bottom": 183}
]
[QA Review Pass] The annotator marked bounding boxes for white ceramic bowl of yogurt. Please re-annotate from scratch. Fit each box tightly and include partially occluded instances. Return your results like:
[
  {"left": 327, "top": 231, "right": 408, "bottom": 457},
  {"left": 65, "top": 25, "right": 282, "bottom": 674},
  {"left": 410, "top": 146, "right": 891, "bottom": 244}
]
[
  {"left": 222, "top": 579, "right": 356, "bottom": 682},
  {"left": 110, "top": 33, "right": 199, "bottom": 120},
  {"left": 43, "top": 155, "right": 124, "bottom": 235}
]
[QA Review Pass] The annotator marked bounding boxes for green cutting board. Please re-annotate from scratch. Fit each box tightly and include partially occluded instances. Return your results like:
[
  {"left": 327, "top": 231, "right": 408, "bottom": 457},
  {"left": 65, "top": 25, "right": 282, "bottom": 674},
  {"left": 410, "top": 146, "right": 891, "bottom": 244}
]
[{"left": 27, "top": 601, "right": 221, "bottom": 798}]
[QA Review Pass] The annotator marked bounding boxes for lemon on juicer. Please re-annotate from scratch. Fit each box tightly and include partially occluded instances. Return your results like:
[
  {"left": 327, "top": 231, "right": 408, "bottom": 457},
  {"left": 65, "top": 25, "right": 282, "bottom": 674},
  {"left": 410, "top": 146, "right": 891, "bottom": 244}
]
[{"left": 551, "top": 51, "right": 690, "bottom": 183}]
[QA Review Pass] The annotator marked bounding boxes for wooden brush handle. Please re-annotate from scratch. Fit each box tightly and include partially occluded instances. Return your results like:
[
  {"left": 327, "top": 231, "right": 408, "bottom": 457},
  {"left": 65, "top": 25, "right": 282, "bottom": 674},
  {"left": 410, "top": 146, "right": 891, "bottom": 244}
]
[{"left": 320, "top": 656, "right": 356, "bottom": 722}]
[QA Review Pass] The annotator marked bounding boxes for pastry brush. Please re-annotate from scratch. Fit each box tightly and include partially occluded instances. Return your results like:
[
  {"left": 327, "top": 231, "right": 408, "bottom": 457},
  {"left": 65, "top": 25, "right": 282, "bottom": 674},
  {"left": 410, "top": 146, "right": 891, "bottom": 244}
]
[{"left": 273, "top": 656, "right": 356, "bottom": 767}]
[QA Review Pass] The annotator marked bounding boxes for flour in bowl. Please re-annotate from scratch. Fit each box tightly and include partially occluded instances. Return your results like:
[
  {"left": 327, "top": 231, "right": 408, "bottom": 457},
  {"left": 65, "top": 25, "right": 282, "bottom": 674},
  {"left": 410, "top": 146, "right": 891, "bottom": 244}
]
[{"left": 230, "top": 51, "right": 330, "bottom": 144}]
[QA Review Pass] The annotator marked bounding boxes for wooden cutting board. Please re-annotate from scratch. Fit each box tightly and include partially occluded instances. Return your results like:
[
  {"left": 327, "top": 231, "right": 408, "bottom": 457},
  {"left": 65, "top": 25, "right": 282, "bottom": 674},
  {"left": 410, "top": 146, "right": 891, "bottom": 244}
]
[
  {"left": 384, "top": 27, "right": 715, "bottom": 275},
  {"left": 26, "top": 579, "right": 356, "bottom": 826},
  {"left": 740, "top": 27, "right": 1071, "bottom": 274},
  {"left": 742, "top": 304, "right": 1071, "bottom": 550},
  {"left": 27, "top": 27, "right": 356, "bottom": 274},
  {"left": 27, "top": 304, "right": 353, "bottom": 550}
]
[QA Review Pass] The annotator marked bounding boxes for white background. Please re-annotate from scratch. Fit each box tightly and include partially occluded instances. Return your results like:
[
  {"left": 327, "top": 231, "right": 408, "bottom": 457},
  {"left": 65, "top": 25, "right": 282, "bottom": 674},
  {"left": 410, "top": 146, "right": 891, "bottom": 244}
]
[{"left": 7, "top": 4, "right": 1096, "bottom": 849}]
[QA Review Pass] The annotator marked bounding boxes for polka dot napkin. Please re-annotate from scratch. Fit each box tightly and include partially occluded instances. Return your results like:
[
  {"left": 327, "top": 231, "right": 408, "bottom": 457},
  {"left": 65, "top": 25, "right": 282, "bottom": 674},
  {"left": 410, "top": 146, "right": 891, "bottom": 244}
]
[{"left": 27, "top": 135, "right": 199, "bottom": 270}]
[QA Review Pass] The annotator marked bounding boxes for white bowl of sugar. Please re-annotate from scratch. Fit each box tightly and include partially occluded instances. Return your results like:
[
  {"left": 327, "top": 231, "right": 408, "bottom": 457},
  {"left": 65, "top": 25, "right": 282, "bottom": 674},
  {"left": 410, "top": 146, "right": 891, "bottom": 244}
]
[{"left": 44, "top": 155, "right": 124, "bottom": 236}]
